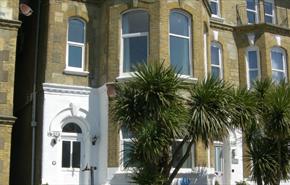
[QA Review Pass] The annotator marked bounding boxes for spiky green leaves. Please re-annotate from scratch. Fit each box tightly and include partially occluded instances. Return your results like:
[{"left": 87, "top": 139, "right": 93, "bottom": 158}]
[{"left": 188, "top": 77, "right": 234, "bottom": 146}]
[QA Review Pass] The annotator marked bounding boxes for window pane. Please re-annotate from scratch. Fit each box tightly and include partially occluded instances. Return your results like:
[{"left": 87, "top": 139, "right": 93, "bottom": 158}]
[
  {"left": 264, "top": 2, "right": 273, "bottom": 15},
  {"left": 210, "top": 2, "right": 218, "bottom": 15},
  {"left": 271, "top": 51, "right": 284, "bottom": 70},
  {"left": 62, "top": 141, "right": 71, "bottom": 168},
  {"left": 247, "top": 11, "right": 256, "bottom": 24},
  {"left": 123, "top": 141, "right": 136, "bottom": 167},
  {"left": 122, "top": 11, "right": 149, "bottom": 34},
  {"left": 172, "top": 141, "right": 192, "bottom": 168},
  {"left": 272, "top": 71, "right": 285, "bottom": 82},
  {"left": 249, "top": 70, "right": 258, "bottom": 85},
  {"left": 68, "top": 19, "right": 84, "bottom": 43},
  {"left": 248, "top": 50, "right": 258, "bottom": 68},
  {"left": 123, "top": 36, "right": 147, "bottom": 72},
  {"left": 211, "top": 45, "right": 220, "bottom": 65},
  {"left": 63, "top": 123, "right": 82, "bottom": 133},
  {"left": 170, "top": 36, "right": 190, "bottom": 75},
  {"left": 121, "top": 127, "right": 134, "bottom": 139},
  {"left": 265, "top": 16, "right": 273, "bottom": 24},
  {"left": 211, "top": 66, "right": 220, "bottom": 79},
  {"left": 68, "top": 45, "right": 82, "bottom": 68},
  {"left": 247, "top": 0, "right": 256, "bottom": 10},
  {"left": 72, "top": 142, "right": 81, "bottom": 168},
  {"left": 215, "top": 146, "right": 223, "bottom": 172},
  {"left": 170, "top": 12, "right": 189, "bottom": 36}
]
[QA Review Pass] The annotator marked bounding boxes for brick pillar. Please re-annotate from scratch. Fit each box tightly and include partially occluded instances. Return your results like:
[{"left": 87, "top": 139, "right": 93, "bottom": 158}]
[{"left": 0, "top": 116, "right": 15, "bottom": 185}]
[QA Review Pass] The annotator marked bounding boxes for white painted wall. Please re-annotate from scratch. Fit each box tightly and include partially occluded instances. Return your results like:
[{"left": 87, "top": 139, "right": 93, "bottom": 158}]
[{"left": 41, "top": 83, "right": 108, "bottom": 185}]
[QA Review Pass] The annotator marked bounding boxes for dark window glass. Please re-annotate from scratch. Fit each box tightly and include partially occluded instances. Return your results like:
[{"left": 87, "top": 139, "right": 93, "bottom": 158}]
[
  {"left": 272, "top": 51, "right": 284, "bottom": 70},
  {"left": 248, "top": 50, "right": 258, "bottom": 68},
  {"left": 62, "top": 141, "right": 71, "bottom": 168},
  {"left": 264, "top": 2, "right": 273, "bottom": 15},
  {"left": 122, "top": 11, "right": 149, "bottom": 34},
  {"left": 249, "top": 71, "right": 258, "bottom": 87},
  {"left": 272, "top": 71, "right": 285, "bottom": 82},
  {"left": 170, "top": 12, "right": 189, "bottom": 36},
  {"left": 63, "top": 123, "right": 82, "bottom": 133},
  {"left": 170, "top": 36, "right": 190, "bottom": 75},
  {"left": 68, "top": 45, "right": 82, "bottom": 68},
  {"left": 68, "top": 19, "right": 85, "bottom": 43},
  {"left": 211, "top": 45, "right": 220, "bottom": 65},
  {"left": 72, "top": 142, "right": 81, "bottom": 168},
  {"left": 215, "top": 146, "right": 223, "bottom": 172},
  {"left": 210, "top": 2, "right": 218, "bottom": 15},
  {"left": 265, "top": 16, "right": 273, "bottom": 24},
  {"left": 123, "top": 36, "right": 147, "bottom": 72},
  {"left": 211, "top": 66, "right": 220, "bottom": 79},
  {"left": 247, "top": 0, "right": 256, "bottom": 10},
  {"left": 172, "top": 141, "right": 192, "bottom": 168},
  {"left": 247, "top": 11, "right": 256, "bottom": 24}
]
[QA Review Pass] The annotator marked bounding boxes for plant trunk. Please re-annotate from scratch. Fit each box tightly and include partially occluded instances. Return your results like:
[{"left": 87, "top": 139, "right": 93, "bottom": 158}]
[{"left": 163, "top": 138, "right": 195, "bottom": 185}]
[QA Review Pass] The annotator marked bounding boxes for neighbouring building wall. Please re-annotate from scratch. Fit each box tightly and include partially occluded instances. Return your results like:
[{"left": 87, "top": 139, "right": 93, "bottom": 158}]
[{"left": 0, "top": 0, "right": 21, "bottom": 185}]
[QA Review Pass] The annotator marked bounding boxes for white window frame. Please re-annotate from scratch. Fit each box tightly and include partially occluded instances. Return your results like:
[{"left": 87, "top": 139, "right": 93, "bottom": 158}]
[
  {"left": 264, "top": 0, "right": 275, "bottom": 24},
  {"left": 210, "top": 42, "right": 223, "bottom": 79},
  {"left": 60, "top": 125, "right": 83, "bottom": 172},
  {"left": 246, "top": 47, "right": 261, "bottom": 89},
  {"left": 210, "top": 0, "right": 221, "bottom": 17},
  {"left": 119, "top": 9, "right": 149, "bottom": 78},
  {"left": 271, "top": 47, "right": 287, "bottom": 83},
  {"left": 246, "top": 0, "right": 259, "bottom": 24},
  {"left": 169, "top": 10, "right": 193, "bottom": 77},
  {"left": 65, "top": 18, "right": 86, "bottom": 74},
  {"left": 120, "top": 128, "right": 134, "bottom": 171},
  {"left": 214, "top": 141, "right": 224, "bottom": 174}
]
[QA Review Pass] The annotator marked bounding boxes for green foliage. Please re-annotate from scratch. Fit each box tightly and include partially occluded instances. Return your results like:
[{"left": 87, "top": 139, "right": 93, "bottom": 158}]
[
  {"left": 243, "top": 79, "right": 290, "bottom": 185},
  {"left": 214, "top": 180, "right": 220, "bottom": 185},
  {"left": 235, "top": 181, "right": 249, "bottom": 185},
  {"left": 188, "top": 77, "right": 235, "bottom": 146},
  {"left": 113, "top": 62, "right": 266, "bottom": 185},
  {"left": 114, "top": 62, "right": 188, "bottom": 185}
]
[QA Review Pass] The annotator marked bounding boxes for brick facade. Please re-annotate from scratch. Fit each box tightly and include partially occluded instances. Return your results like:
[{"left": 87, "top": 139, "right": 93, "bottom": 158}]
[
  {"left": 10, "top": 0, "right": 290, "bottom": 184},
  {"left": 0, "top": 0, "right": 20, "bottom": 184}
]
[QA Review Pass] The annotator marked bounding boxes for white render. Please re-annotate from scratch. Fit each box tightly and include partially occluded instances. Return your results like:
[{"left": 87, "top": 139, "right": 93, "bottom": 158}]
[{"left": 41, "top": 83, "right": 108, "bottom": 185}]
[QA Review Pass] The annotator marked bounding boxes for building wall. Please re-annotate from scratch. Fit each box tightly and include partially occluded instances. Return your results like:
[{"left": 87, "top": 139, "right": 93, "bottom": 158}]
[
  {"left": 11, "top": 0, "right": 290, "bottom": 185},
  {"left": 0, "top": 0, "right": 20, "bottom": 185}
]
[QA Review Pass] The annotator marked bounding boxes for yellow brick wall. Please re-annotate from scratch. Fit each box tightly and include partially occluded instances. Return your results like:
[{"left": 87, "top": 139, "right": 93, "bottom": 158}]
[{"left": 0, "top": 124, "right": 12, "bottom": 185}]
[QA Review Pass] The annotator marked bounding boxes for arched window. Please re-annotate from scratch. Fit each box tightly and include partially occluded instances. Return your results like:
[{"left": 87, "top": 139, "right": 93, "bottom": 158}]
[
  {"left": 66, "top": 18, "right": 85, "bottom": 71},
  {"left": 271, "top": 47, "right": 287, "bottom": 83},
  {"left": 121, "top": 10, "right": 149, "bottom": 73},
  {"left": 246, "top": 47, "right": 260, "bottom": 88},
  {"left": 210, "top": 42, "right": 223, "bottom": 79},
  {"left": 169, "top": 10, "right": 192, "bottom": 76},
  {"left": 61, "top": 123, "right": 82, "bottom": 169}
]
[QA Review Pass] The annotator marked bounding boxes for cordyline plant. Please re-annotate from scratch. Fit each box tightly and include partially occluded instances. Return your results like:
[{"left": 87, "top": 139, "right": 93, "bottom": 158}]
[
  {"left": 244, "top": 79, "right": 290, "bottom": 185},
  {"left": 113, "top": 62, "right": 251, "bottom": 185}
]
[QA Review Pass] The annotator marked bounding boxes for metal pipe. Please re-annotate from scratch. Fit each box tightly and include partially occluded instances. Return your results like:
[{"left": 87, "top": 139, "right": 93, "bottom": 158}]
[{"left": 31, "top": 0, "right": 42, "bottom": 185}]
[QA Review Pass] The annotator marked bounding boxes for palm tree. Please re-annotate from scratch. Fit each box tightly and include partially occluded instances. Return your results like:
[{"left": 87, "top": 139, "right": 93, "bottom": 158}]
[
  {"left": 243, "top": 79, "right": 290, "bottom": 185},
  {"left": 113, "top": 63, "right": 248, "bottom": 185}
]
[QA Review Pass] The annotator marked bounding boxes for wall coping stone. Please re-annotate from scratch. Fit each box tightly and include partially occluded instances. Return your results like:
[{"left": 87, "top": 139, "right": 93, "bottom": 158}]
[
  {"left": 234, "top": 23, "right": 290, "bottom": 36},
  {"left": 0, "top": 18, "right": 21, "bottom": 30},
  {"left": 0, "top": 115, "right": 16, "bottom": 125}
]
